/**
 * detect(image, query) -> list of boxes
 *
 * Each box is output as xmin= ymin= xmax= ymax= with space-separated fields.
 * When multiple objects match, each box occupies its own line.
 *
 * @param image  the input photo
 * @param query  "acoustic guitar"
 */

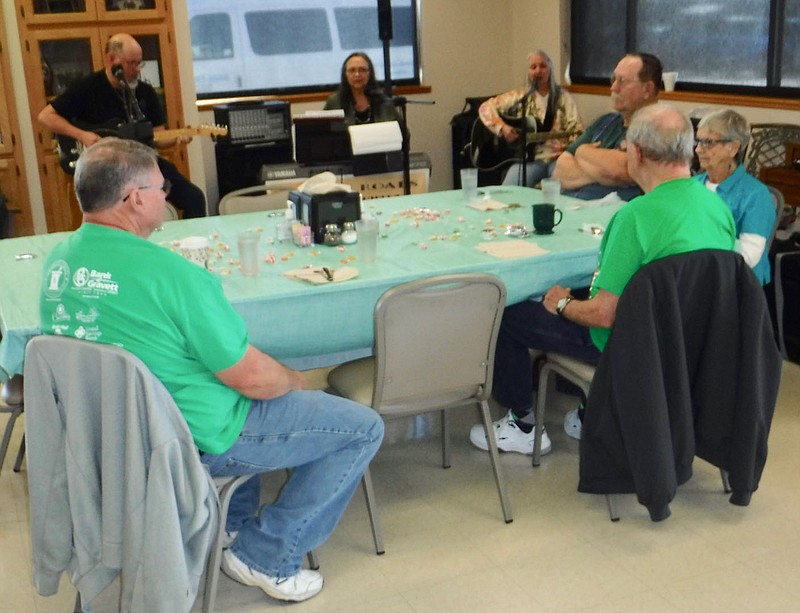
xmin=56 ymin=122 xmax=228 ymax=175
xmin=470 ymin=115 xmax=576 ymax=171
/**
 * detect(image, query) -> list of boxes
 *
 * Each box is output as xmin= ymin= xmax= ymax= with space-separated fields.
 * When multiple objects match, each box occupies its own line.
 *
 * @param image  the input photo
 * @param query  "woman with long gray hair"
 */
xmin=478 ymin=49 xmax=583 ymax=187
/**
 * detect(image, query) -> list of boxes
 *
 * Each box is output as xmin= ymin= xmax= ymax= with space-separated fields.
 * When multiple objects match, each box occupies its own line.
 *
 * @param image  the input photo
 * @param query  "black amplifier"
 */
xmin=213 ymin=100 xmax=292 ymax=148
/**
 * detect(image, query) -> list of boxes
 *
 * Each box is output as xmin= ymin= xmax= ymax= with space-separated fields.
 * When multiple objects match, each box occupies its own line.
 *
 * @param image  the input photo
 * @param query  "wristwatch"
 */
xmin=556 ymin=296 xmax=573 ymax=318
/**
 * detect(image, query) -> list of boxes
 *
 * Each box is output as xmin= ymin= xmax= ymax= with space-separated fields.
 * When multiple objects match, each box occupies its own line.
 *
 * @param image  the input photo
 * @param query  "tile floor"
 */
xmin=1 ymin=361 xmax=798 ymax=612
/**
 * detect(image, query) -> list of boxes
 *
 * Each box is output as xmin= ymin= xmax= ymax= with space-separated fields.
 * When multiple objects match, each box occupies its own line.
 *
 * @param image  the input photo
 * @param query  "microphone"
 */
xmin=509 ymin=80 xmax=536 ymax=114
xmin=111 ymin=64 xmax=125 ymax=81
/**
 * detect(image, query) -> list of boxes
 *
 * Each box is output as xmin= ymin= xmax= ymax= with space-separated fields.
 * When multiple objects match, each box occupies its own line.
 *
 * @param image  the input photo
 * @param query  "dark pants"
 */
xmin=562 ymin=183 xmax=642 ymax=202
xmin=492 ymin=298 xmax=602 ymax=419
xmin=157 ymin=157 xmax=207 ymax=218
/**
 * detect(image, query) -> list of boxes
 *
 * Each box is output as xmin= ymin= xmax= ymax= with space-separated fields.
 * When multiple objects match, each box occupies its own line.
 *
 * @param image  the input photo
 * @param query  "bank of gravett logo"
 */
xmin=44 ymin=260 xmax=70 ymax=299
xmin=73 ymin=267 xmax=89 ymax=288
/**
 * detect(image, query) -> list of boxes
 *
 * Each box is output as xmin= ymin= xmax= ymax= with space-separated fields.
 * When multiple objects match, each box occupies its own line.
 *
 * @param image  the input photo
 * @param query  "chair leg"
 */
xmin=306 ymin=549 xmax=320 ymax=570
xmin=479 ymin=400 xmax=513 ymax=523
xmin=13 ymin=433 xmax=25 ymax=472
xmin=440 ymin=409 xmax=451 ymax=469
xmin=606 ymin=494 xmax=620 ymax=522
xmin=204 ymin=474 xmax=255 ymax=613
xmin=0 ymin=408 xmax=22 ymax=476
xmin=720 ymin=468 xmax=732 ymax=493
xmin=533 ymin=362 xmax=554 ymax=467
xmin=361 ymin=469 xmax=385 ymax=555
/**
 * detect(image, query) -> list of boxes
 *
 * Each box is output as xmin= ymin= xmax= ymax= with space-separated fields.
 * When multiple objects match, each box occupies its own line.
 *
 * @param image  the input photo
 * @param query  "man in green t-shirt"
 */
xmin=39 ymin=138 xmax=384 ymax=604
xmin=470 ymin=105 xmax=736 ymax=457
xmin=553 ymin=53 xmax=662 ymax=201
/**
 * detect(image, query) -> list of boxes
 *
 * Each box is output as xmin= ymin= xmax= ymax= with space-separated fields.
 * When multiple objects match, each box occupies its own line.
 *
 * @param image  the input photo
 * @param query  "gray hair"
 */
xmin=697 ymin=108 xmax=750 ymax=163
xmin=74 ymin=137 xmax=157 ymax=213
xmin=526 ymin=49 xmax=561 ymax=103
xmin=626 ymin=105 xmax=695 ymax=164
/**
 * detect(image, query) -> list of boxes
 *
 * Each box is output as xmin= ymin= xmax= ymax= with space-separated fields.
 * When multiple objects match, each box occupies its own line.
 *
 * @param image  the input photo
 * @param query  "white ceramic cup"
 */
xmin=237 ymin=229 xmax=260 ymax=276
xmin=540 ymin=178 xmax=561 ymax=204
xmin=355 ymin=217 xmax=379 ymax=263
xmin=663 ymin=71 xmax=678 ymax=92
xmin=179 ymin=236 xmax=210 ymax=268
xmin=460 ymin=168 xmax=479 ymax=203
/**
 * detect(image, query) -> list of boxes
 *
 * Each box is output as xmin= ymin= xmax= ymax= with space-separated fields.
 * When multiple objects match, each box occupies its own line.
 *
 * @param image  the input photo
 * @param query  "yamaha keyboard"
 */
xmin=261 ymin=152 xmax=431 ymax=182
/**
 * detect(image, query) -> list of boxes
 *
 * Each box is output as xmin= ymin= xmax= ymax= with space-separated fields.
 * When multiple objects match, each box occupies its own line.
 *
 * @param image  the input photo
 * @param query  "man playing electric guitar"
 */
xmin=478 ymin=50 xmax=583 ymax=187
xmin=38 ymin=33 xmax=207 ymax=218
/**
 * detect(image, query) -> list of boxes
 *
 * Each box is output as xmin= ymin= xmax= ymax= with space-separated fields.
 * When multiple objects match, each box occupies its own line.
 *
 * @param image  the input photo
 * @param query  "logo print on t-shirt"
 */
xmin=43 ymin=260 xmax=70 ymax=299
xmin=73 ymin=267 xmax=89 ymax=288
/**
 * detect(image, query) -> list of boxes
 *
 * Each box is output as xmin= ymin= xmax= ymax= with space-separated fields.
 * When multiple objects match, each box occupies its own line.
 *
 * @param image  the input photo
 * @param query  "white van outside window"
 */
xmin=188 ymin=0 xmax=420 ymax=98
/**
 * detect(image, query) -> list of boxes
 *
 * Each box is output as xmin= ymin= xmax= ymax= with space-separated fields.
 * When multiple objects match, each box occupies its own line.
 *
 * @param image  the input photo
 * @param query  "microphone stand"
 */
xmin=389 ymin=96 xmax=435 ymax=195
xmin=518 ymin=80 xmax=537 ymax=188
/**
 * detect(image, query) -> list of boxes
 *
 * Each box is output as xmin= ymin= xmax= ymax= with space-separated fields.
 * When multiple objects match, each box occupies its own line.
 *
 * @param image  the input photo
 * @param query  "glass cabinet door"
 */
xmin=24 ymin=29 xmax=103 ymax=156
xmin=98 ymin=0 xmax=165 ymax=21
xmin=19 ymin=1 xmax=98 ymax=25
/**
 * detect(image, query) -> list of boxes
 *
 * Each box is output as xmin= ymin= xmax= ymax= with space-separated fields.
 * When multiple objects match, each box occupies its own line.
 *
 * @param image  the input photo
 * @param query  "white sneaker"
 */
xmin=469 ymin=409 xmax=552 ymax=455
xmin=222 ymin=530 xmax=238 ymax=549
xmin=564 ymin=408 xmax=582 ymax=440
xmin=221 ymin=549 xmax=323 ymax=602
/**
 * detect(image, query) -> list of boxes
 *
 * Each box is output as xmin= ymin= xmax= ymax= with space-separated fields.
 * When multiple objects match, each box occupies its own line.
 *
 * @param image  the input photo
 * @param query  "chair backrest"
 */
xmin=164 ymin=202 xmax=180 ymax=221
xmin=23 ymin=335 xmax=216 ymax=611
xmin=765 ymin=185 xmax=785 ymax=254
xmin=744 ymin=123 xmax=800 ymax=177
xmin=371 ymin=273 xmax=506 ymax=416
xmin=218 ymin=185 xmax=288 ymax=215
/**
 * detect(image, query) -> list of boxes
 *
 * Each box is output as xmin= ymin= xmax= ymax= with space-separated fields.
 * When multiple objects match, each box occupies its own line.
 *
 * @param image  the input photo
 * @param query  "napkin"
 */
xmin=475 ymin=241 xmax=549 ymax=259
xmin=568 ymin=191 xmax=624 ymax=210
xmin=469 ymin=198 xmax=508 ymax=211
xmin=283 ymin=266 xmax=359 ymax=284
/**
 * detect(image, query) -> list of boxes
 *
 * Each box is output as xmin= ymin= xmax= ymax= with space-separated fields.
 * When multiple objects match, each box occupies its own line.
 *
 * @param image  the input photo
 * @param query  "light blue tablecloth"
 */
xmin=0 ymin=186 xmax=622 ymax=378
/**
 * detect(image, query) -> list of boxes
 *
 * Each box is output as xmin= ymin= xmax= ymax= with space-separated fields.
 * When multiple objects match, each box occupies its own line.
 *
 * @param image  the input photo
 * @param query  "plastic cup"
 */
xmin=355 ymin=217 xmax=379 ymax=263
xmin=179 ymin=236 xmax=210 ymax=268
xmin=540 ymin=178 xmax=561 ymax=204
xmin=460 ymin=168 xmax=479 ymax=203
xmin=663 ymin=71 xmax=678 ymax=92
xmin=237 ymin=230 xmax=260 ymax=276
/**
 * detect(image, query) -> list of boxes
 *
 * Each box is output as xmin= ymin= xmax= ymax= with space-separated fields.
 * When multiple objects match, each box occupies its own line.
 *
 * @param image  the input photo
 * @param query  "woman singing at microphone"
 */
xmin=478 ymin=49 xmax=583 ymax=187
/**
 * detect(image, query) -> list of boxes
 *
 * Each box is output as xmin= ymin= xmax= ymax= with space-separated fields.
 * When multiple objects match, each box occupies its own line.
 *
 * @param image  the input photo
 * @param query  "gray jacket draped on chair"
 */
xmin=24 ymin=337 xmax=218 ymax=613
xmin=578 ymin=250 xmax=782 ymax=520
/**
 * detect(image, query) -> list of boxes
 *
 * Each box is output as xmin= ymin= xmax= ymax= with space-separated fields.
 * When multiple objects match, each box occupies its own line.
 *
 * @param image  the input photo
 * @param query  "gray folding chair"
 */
xmin=23 ymin=336 xmax=314 ymax=613
xmin=327 ymin=274 xmax=513 ymax=554
xmin=765 ymin=185 xmax=785 ymax=254
xmin=218 ymin=186 xmax=288 ymax=215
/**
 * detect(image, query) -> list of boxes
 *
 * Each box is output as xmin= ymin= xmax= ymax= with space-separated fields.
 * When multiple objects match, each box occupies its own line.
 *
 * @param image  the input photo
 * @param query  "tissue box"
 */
xmin=288 ymin=190 xmax=361 ymax=244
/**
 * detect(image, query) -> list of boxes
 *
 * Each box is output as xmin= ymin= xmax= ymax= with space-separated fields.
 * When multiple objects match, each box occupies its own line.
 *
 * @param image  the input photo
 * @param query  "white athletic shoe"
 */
xmin=221 ymin=549 xmax=323 ymax=602
xmin=469 ymin=409 xmax=552 ymax=455
xmin=564 ymin=408 xmax=583 ymax=440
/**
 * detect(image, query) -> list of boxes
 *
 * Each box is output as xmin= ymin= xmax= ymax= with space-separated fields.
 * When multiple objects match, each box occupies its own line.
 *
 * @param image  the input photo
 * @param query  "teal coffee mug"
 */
xmin=532 ymin=203 xmax=563 ymax=234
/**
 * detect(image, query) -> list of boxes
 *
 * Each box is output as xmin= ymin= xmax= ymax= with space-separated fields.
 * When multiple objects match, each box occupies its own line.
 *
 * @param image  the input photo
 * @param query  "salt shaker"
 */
xmin=341 ymin=221 xmax=357 ymax=244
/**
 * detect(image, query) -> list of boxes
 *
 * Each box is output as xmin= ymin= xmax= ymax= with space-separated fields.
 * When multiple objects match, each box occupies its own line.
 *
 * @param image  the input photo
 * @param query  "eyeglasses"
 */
xmin=346 ymin=67 xmax=370 ymax=75
xmin=695 ymin=138 xmax=732 ymax=149
xmin=123 ymin=179 xmax=171 ymax=202
xmin=610 ymin=75 xmax=640 ymax=87
xmin=121 ymin=58 xmax=146 ymax=70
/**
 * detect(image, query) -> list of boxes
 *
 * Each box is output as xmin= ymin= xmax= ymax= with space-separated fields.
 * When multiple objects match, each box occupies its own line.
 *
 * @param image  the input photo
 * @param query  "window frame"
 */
xmin=569 ymin=0 xmax=799 ymax=100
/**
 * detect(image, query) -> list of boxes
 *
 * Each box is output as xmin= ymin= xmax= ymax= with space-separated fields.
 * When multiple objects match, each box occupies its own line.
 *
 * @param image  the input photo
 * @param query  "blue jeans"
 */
xmin=200 ymin=390 xmax=383 ymax=578
xmin=502 ymin=160 xmax=555 ymax=187
xmin=492 ymin=299 xmax=601 ymax=419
